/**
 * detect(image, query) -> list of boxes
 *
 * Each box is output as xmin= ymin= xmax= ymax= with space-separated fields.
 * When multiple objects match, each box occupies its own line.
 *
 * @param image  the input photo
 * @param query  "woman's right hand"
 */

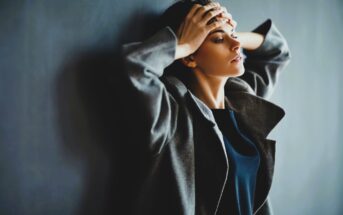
xmin=174 ymin=2 xmax=228 ymax=60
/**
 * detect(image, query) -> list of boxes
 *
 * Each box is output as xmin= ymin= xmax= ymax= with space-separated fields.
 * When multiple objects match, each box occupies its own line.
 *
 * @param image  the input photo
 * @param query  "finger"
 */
xmin=219 ymin=14 xmax=237 ymax=29
xmin=220 ymin=15 xmax=235 ymax=28
xmin=202 ymin=7 xmax=225 ymax=24
xmin=177 ymin=21 xmax=185 ymax=37
xmin=200 ymin=1 xmax=220 ymax=12
xmin=186 ymin=4 xmax=202 ymax=20
xmin=218 ymin=13 xmax=232 ymax=23
xmin=229 ymin=19 xmax=237 ymax=28
xmin=205 ymin=17 xmax=227 ymax=33
xmin=219 ymin=7 xmax=232 ymax=20
xmin=202 ymin=1 xmax=221 ymax=11
xmin=194 ymin=2 xmax=220 ymax=20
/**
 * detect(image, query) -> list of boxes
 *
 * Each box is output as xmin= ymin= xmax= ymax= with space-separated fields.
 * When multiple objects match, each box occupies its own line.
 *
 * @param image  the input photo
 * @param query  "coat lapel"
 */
xmin=225 ymin=91 xmax=285 ymax=139
xmin=224 ymin=91 xmax=285 ymax=213
xmin=163 ymin=76 xmax=285 ymax=141
xmin=187 ymin=89 xmax=285 ymax=214
xmin=163 ymin=76 xmax=230 ymax=214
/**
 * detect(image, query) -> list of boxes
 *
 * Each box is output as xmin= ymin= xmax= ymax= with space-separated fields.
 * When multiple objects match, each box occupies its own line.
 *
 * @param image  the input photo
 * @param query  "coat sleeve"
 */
xmin=120 ymin=26 xmax=179 ymax=156
xmin=238 ymin=18 xmax=292 ymax=99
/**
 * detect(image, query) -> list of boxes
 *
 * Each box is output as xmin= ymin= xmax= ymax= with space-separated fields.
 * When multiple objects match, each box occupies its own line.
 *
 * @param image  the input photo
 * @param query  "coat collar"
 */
xmin=163 ymin=75 xmax=285 ymax=139
xmin=186 ymin=86 xmax=285 ymax=140
xmin=166 ymin=76 xmax=285 ymax=138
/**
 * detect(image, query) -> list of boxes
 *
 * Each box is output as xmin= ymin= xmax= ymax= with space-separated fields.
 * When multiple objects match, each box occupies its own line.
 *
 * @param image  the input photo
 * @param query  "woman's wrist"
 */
xmin=175 ymin=43 xmax=191 ymax=60
xmin=236 ymin=32 xmax=265 ymax=51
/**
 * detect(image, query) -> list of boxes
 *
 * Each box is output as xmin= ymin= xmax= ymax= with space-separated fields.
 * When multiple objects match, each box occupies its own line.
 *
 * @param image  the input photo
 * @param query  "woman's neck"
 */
xmin=189 ymin=69 xmax=229 ymax=109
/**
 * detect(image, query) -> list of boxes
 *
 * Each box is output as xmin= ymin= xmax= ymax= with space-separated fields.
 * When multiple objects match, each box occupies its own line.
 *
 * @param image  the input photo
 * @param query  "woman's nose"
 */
xmin=230 ymin=38 xmax=241 ymax=52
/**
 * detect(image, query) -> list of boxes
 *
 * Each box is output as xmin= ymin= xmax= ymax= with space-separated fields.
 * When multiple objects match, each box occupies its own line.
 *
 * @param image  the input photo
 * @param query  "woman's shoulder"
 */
xmin=160 ymin=75 xmax=189 ymax=98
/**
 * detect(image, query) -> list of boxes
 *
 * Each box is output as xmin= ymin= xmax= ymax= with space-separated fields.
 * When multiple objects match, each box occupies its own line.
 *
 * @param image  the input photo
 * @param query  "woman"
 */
xmin=121 ymin=0 xmax=291 ymax=214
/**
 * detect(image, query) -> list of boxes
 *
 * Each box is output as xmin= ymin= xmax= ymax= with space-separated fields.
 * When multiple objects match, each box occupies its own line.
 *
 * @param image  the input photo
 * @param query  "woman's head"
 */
xmin=161 ymin=0 xmax=244 ymax=86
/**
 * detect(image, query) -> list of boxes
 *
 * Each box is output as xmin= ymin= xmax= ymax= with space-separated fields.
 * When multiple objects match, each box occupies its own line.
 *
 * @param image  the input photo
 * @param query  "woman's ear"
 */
xmin=180 ymin=54 xmax=197 ymax=68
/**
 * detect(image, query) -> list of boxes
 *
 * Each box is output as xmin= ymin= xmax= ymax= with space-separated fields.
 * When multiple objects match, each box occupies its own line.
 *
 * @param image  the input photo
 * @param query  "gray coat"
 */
xmin=120 ymin=18 xmax=291 ymax=215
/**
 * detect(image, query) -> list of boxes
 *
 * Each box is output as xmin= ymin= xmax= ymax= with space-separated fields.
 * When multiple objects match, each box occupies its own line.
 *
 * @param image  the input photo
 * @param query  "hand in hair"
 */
xmin=216 ymin=5 xmax=237 ymax=29
xmin=174 ymin=1 xmax=231 ymax=60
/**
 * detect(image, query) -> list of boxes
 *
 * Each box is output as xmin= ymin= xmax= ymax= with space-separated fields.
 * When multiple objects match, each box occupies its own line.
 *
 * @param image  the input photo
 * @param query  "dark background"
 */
xmin=1 ymin=0 xmax=342 ymax=214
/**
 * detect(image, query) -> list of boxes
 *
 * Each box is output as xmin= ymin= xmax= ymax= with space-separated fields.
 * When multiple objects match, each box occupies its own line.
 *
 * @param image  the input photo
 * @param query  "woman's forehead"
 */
xmin=208 ymin=16 xmax=235 ymax=34
xmin=209 ymin=23 xmax=235 ymax=35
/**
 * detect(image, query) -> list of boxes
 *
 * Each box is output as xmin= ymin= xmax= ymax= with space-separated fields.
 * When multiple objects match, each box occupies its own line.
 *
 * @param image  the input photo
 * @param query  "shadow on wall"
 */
xmin=55 ymin=10 xmax=162 ymax=215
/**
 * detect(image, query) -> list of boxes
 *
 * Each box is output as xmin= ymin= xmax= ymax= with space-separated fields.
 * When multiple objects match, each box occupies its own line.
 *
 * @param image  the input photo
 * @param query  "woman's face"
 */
xmin=191 ymin=21 xmax=245 ymax=78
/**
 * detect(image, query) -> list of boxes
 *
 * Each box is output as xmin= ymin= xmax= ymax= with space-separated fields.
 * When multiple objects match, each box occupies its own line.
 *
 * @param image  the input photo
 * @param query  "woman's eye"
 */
xmin=213 ymin=33 xmax=239 ymax=43
xmin=213 ymin=38 xmax=224 ymax=43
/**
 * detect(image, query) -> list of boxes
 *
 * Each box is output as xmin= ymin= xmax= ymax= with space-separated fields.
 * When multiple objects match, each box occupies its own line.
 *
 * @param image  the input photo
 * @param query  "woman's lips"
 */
xmin=231 ymin=54 xmax=242 ymax=63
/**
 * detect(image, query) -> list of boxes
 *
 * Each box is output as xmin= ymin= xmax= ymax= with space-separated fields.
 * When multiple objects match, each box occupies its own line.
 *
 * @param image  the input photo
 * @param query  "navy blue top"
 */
xmin=211 ymin=108 xmax=260 ymax=215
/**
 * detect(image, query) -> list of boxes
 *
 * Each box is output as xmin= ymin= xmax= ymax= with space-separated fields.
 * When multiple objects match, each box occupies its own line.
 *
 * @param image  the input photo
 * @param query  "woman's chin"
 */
xmin=236 ymin=68 xmax=245 ymax=76
xmin=227 ymin=60 xmax=245 ymax=75
xmin=231 ymin=66 xmax=245 ymax=77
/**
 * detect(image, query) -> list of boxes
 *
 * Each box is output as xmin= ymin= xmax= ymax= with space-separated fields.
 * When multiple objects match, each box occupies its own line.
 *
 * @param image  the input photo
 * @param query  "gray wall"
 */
xmin=1 ymin=0 xmax=342 ymax=214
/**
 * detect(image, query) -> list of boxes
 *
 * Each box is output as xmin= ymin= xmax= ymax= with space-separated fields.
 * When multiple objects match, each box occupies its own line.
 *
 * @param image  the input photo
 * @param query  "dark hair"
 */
xmin=159 ymin=0 xmax=215 ymax=87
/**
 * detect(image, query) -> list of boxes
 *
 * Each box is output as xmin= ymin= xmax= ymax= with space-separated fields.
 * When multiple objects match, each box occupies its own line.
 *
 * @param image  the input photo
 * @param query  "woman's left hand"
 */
xmin=216 ymin=5 xmax=237 ymax=29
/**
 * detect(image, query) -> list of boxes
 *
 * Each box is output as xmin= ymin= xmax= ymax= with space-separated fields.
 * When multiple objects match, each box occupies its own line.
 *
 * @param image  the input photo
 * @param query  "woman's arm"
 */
xmin=228 ymin=19 xmax=292 ymax=99
xmin=236 ymin=31 xmax=265 ymax=51
xmin=120 ymin=3 xmax=229 ymax=156
xmin=121 ymin=26 xmax=179 ymax=156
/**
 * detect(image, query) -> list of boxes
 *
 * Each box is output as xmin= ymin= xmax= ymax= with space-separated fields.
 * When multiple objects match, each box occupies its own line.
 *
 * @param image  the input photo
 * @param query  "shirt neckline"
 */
xmin=209 ymin=96 xmax=234 ymax=111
